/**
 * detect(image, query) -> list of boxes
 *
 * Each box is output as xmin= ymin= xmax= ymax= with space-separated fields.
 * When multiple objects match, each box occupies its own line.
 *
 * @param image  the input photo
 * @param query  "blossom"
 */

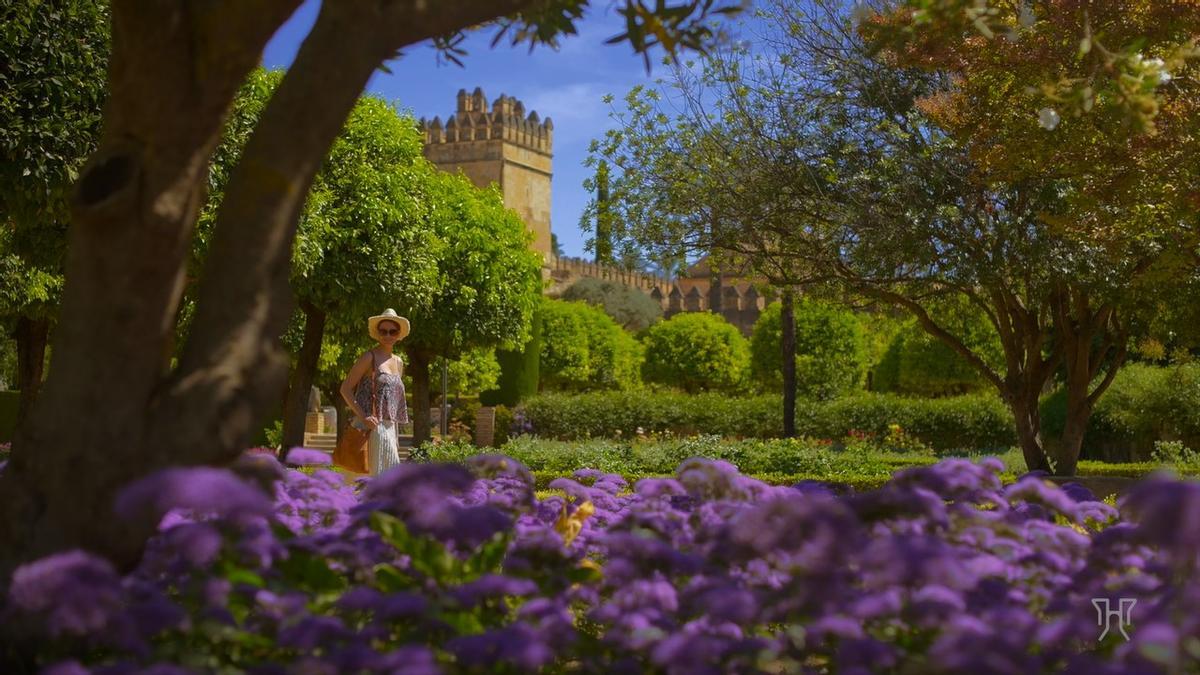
xmin=114 ymin=467 xmax=273 ymax=521
xmin=283 ymin=447 xmax=332 ymax=466
xmin=9 ymin=550 xmax=123 ymax=636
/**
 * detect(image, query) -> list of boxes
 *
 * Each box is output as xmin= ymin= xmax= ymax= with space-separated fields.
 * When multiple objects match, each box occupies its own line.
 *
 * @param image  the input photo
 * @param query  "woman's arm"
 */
xmin=339 ymin=353 xmax=372 ymax=421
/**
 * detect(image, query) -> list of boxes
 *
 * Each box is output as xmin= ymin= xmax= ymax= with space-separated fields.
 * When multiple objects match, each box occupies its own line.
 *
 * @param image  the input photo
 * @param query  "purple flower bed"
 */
xmin=3 ymin=449 xmax=1196 ymax=673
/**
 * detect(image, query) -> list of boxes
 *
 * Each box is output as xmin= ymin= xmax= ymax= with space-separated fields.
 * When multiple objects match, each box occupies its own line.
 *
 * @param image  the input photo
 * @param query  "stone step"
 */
xmin=303 ymin=432 xmax=337 ymax=451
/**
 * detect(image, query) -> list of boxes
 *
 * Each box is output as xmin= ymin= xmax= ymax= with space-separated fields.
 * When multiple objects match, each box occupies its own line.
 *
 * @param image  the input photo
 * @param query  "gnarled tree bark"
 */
xmin=0 ymin=0 xmax=546 ymax=585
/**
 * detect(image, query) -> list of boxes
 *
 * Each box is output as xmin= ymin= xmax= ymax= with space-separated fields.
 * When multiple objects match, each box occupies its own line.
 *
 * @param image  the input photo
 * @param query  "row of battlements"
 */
xmin=656 ymin=283 xmax=768 ymax=336
xmin=548 ymin=254 xmax=672 ymax=295
xmin=419 ymin=88 xmax=553 ymax=153
xmin=651 ymin=283 xmax=769 ymax=314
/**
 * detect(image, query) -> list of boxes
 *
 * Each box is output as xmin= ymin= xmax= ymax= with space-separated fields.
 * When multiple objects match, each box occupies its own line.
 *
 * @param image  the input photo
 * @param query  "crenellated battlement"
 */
xmin=547 ymin=254 xmax=674 ymax=297
xmin=419 ymin=87 xmax=553 ymax=154
xmin=547 ymin=254 xmax=769 ymax=336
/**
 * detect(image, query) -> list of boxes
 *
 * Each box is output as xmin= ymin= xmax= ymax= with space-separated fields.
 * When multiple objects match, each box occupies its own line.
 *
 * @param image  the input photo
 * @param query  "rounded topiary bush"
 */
xmin=872 ymin=310 xmax=1002 ymax=397
xmin=641 ymin=312 xmax=750 ymax=393
xmin=539 ymin=298 xmax=642 ymax=391
xmin=750 ymin=299 xmax=869 ymax=400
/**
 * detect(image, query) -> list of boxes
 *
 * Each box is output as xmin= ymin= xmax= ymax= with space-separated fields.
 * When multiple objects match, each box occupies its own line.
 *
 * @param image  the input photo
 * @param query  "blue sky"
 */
xmin=263 ymin=2 xmax=718 ymax=259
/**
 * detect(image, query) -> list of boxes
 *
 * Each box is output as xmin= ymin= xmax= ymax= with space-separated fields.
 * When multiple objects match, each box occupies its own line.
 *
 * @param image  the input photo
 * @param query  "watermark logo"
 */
xmin=1093 ymin=597 xmax=1137 ymax=641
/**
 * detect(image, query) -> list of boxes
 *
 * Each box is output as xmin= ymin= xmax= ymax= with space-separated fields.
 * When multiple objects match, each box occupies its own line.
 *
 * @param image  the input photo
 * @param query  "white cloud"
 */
xmin=522 ymin=82 xmax=621 ymax=146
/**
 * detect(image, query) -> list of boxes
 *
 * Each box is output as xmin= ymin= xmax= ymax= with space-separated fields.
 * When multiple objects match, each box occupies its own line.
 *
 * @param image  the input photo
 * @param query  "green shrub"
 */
xmin=482 ymin=307 xmax=541 ymax=406
xmin=493 ymin=404 xmax=515 ymax=446
xmin=560 ymin=277 xmax=663 ymax=331
xmin=539 ymin=298 xmax=642 ymax=391
xmin=445 ymin=347 xmax=500 ymax=398
xmin=872 ymin=301 xmax=1003 ymax=397
xmin=1041 ymin=363 xmax=1200 ymax=461
xmin=520 ymin=390 xmax=1015 ymax=452
xmin=750 ymin=299 xmax=869 ymax=400
xmin=641 ymin=312 xmax=749 ymax=393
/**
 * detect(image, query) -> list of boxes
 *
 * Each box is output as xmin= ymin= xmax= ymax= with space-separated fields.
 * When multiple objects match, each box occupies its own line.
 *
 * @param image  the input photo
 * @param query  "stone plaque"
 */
xmin=475 ymin=406 xmax=496 ymax=447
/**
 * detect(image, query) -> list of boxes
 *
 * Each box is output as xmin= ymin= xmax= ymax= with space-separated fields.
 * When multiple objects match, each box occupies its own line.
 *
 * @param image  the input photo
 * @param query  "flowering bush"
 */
xmin=5 ymin=448 xmax=1200 ymax=673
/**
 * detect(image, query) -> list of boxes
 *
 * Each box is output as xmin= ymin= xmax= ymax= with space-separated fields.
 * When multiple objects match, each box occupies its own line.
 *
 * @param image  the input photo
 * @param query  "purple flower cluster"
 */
xmin=6 ymin=451 xmax=1200 ymax=673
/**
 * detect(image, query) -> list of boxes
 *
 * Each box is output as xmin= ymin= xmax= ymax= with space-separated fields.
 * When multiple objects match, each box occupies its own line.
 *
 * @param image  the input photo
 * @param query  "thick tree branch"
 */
xmin=844 ymin=268 xmax=1005 ymax=391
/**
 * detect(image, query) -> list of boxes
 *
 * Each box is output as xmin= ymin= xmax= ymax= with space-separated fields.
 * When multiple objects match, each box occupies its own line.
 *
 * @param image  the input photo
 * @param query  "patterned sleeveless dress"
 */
xmin=353 ymin=353 xmax=410 ymax=474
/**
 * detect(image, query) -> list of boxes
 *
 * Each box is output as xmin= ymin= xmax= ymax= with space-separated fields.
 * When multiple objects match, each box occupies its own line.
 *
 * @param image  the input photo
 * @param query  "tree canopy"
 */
xmin=588 ymin=0 xmax=1200 ymax=474
xmin=0 ymin=0 xmax=109 ymax=418
xmin=0 ymin=0 xmax=742 ymax=583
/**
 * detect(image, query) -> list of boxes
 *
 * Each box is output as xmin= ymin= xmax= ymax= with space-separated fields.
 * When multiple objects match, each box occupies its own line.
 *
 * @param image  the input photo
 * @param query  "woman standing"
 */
xmin=339 ymin=309 xmax=411 ymax=475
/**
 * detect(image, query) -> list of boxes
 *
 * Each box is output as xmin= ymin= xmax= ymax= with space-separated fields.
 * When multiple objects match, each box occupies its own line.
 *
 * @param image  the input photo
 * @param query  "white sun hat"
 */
xmin=368 ymin=308 xmax=411 ymax=341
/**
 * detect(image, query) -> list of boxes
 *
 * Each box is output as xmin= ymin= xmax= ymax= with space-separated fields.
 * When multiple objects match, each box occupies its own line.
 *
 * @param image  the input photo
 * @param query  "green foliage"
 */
xmin=865 ymin=0 xmax=1200 ymax=134
xmin=0 ymin=335 xmax=14 ymax=390
xmin=559 ymin=277 xmax=663 ymax=331
xmin=641 ymin=312 xmax=749 ymax=392
xmin=445 ymin=347 xmax=501 ymax=398
xmin=874 ymin=320 xmax=1000 ymax=397
xmin=539 ymin=298 xmax=642 ymax=391
xmin=483 ymin=304 xmax=542 ymax=407
xmin=402 ymin=174 xmax=543 ymax=361
xmin=750 ymin=299 xmax=869 ymax=400
xmin=0 ymin=0 xmax=109 ymax=320
xmin=1041 ymin=363 xmax=1200 ymax=461
xmin=519 ymin=389 xmax=1015 ymax=452
xmin=1151 ymin=440 xmax=1200 ymax=469
xmin=539 ymin=298 xmax=590 ymax=386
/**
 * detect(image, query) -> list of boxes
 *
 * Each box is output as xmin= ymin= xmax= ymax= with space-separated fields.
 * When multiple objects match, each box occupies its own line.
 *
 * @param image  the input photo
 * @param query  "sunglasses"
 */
xmin=379 ymin=328 xmax=402 ymax=337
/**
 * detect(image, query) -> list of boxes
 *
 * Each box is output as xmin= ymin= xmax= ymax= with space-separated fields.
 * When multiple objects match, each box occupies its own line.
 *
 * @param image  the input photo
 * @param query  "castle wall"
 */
xmin=501 ymin=144 xmax=552 ymax=261
xmin=419 ymin=88 xmax=766 ymax=335
xmin=419 ymin=88 xmax=554 ymax=262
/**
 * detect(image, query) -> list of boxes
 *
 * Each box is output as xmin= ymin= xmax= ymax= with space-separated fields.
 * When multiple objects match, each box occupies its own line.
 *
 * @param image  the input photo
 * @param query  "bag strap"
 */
xmin=369 ymin=351 xmax=379 ymax=419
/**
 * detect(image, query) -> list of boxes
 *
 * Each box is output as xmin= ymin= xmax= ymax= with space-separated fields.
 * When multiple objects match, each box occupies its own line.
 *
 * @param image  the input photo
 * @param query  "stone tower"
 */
xmin=418 ymin=87 xmax=554 ymax=261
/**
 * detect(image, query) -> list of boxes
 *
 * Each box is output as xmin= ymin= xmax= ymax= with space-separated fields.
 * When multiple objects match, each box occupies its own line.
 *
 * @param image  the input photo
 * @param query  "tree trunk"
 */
xmin=282 ymin=303 xmax=326 ymax=451
xmin=1050 ymin=286 xmax=1128 ymax=477
xmin=13 ymin=316 xmax=49 ymax=427
xmin=1011 ymin=393 xmax=1052 ymax=474
xmin=0 ymin=0 xmax=560 ymax=587
xmin=780 ymin=289 xmax=796 ymax=438
xmin=408 ymin=348 xmax=433 ymax=446
xmin=0 ymin=0 xmax=304 ymax=584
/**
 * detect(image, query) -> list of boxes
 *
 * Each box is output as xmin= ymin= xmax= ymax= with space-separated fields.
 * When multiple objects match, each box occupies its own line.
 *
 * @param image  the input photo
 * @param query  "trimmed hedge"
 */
xmin=798 ymin=393 xmax=1015 ymax=452
xmin=519 ymin=390 xmax=1014 ymax=452
xmin=521 ymin=391 xmax=781 ymax=440
xmin=423 ymin=436 xmax=940 ymax=483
